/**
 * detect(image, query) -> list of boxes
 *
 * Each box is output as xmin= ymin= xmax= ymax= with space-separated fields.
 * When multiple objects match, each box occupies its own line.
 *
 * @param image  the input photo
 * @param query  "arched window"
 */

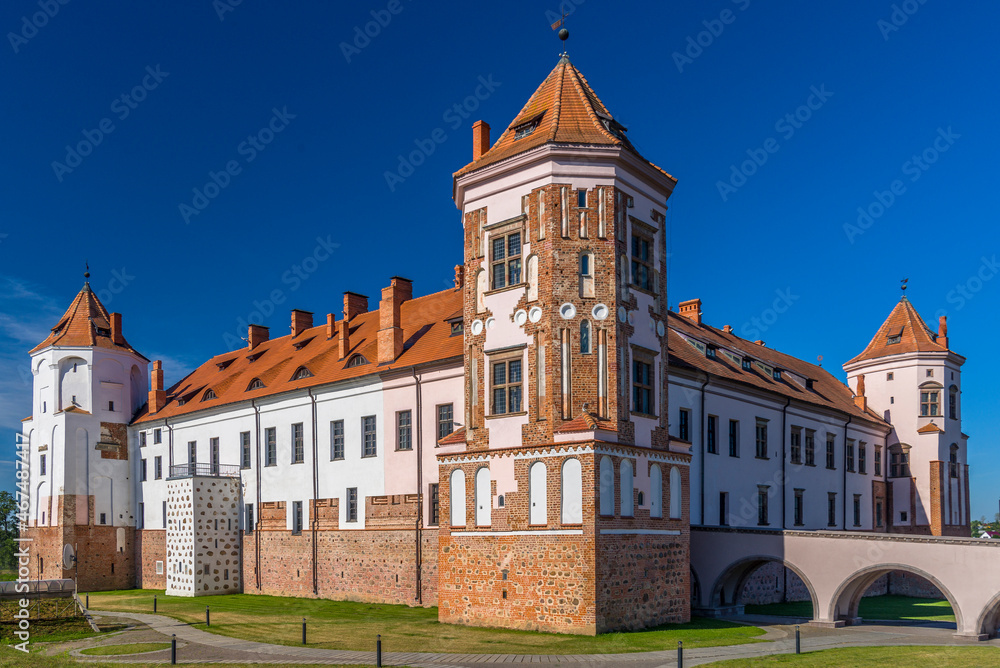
xmin=949 ymin=444 xmax=960 ymax=478
xmin=201 ymin=389 xmax=217 ymax=402
xmin=347 ymin=354 xmax=368 ymax=368
xmin=649 ymin=464 xmax=663 ymax=518
xmin=561 ymin=458 xmax=582 ymax=524
xmin=949 ymin=385 xmax=958 ymax=420
xmin=529 ymin=461 xmax=547 ymax=525
xmin=475 ymin=467 xmax=491 ymax=526
xmin=620 ymin=459 xmax=634 ymax=517
xmin=292 ymin=366 xmax=313 ymax=380
xmin=919 ymin=383 xmax=942 ymax=417
xmin=449 ymin=469 xmax=466 ymax=527
xmin=580 ymin=320 xmax=592 ymax=355
xmin=669 ymin=466 xmax=682 ymax=519
xmin=246 ymin=378 xmax=265 ymax=391
xmin=599 ymin=456 xmax=614 ymax=516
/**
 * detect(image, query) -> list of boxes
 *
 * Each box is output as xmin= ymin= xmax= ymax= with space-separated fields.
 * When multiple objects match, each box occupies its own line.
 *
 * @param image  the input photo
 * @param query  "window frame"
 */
xmin=793 ymin=488 xmax=804 ymax=526
xmin=428 ymin=483 xmax=440 ymax=526
xmin=755 ymin=419 xmax=768 ymax=459
xmin=331 ymin=420 xmax=345 ymax=460
xmin=490 ymin=229 xmax=523 ymax=290
xmin=154 ymin=456 xmax=162 ymax=480
xmin=805 ymin=430 xmax=816 ymax=466
xmin=240 ymin=431 xmax=251 ymax=469
xmin=396 ymin=410 xmax=413 ymax=451
xmin=490 ymin=352 xmax=524 ymax=416
xmin=790 ymin=428 xmax=802 ymax=464
xmin=825 ymin=436 xmax=836 ymax=470
xmin=437 ymin=403 xmax=454 ymax=441
xmin=361 ymin=416 xmax=377 ymax=458
xmin=264 ymin=427 xmax=277 ymax=467
xmin=707 ymin=415 xmax=718 ymax=454
xmin=678 ymin=408 xmax=691 ymax=442
xmin=631 ymin=347 xmax=656 ymax=418
xmin=756 ymin=486 xmax=769 ymax=526
xmin=346 ymin=487 xmax=358 ymax=522
xmin=630 ymin=231 xmax=654 ymax=292
xmin=728 ymin=419 xmax=739 ymax=457
xmin=920 ymin=384 xmax=942 ymax=417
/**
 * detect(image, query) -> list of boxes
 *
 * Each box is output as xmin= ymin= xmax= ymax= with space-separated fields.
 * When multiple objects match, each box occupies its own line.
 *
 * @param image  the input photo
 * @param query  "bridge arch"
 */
xmin=710 ymin=555 xmax=818 ymax=612
xmin=974 ymin=590 xmax=1000 ymax=639
xmin=829 ymin=563 xmax=961 ymax=629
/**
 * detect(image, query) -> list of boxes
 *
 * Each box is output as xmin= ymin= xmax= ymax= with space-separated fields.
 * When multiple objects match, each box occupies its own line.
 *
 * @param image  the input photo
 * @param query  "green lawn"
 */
xmin=0 ymin=570 xmax=16 ymax=582
xmin=0 ymin=650 xmax=377 ymax=668
xmin=79 ymin=642 xmax=173 ymax=656
xmin=744 ymin=595 xmax=956 ymax=623
xmin=0 ymin=617 xmax=123 ymax=645
xmin=702 ymin=646 xmax=1000 ymax=667
xmin=84 ymin=589 xmax=765 ymax=654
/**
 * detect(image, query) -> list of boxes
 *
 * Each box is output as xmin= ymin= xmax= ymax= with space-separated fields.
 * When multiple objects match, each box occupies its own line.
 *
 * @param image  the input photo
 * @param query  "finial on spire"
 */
xmin=900 ymin=277 xmax=908 ymax=299
xmin=550 ymin=10 xmax=569 ymax=59
xmin=84 ymin=261 xmax=90 ymax=281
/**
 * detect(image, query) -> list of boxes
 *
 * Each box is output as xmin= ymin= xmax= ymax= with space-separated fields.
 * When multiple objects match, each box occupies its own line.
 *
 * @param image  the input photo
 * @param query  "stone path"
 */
xmin=56 ymin=610 xmax=997 ymax=667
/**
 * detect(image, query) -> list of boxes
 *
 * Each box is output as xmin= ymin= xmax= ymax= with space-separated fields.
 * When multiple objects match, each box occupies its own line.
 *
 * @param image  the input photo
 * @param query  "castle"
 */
xmin=20 ymin=54 xmax=970 ymax=635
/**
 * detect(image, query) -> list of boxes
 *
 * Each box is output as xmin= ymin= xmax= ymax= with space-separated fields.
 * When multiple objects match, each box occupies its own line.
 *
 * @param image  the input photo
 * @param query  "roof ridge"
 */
xmin=545 ymin=60 xmax=567 ymax=142
xmin=566 ymin=64 xmax=619 ymax=144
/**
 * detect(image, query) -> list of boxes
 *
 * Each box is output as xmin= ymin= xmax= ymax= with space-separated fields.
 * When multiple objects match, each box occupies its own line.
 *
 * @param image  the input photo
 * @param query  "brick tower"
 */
xmin=438 ymin=54 xmax=691 ymax=634
xmin=20 ymin=275 xmax=148 ymax=589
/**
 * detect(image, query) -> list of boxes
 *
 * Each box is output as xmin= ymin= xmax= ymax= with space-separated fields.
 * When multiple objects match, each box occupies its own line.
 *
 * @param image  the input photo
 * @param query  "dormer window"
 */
xmin=202 ymin=389 xmax=217 ymax=402
xmin=772 ymin=369 xmax=782 ymax=381
xmin=886 ymin=326 xmax=903 ymax=345
xmin=706 ymin=346 xmax=717 ymax=360
xmin=450 ymin=321 xmax=464 ymax=336
xmin=216 ymin=358 xmax=235 ymax=371
xmin=347 ymin=354 xmax=368 ymax=368
xmin=513 ymin=118 xmax=540 ymax=140
xmin=741 ymin=358 xmax=753 ymax=372
xmin=292 ymin=366 xmax=313 ymax=381
xmin=806 ymin=379 xmax=815 ymax=391
xmin=246 ymin=378 xmax=265 ymax=391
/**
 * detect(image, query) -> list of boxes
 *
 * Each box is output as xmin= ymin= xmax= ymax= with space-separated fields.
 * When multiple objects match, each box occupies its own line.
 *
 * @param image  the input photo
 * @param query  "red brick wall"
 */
xmin=596 ymin=533 xmax=690 ymax=631
xmin=23 ymin=520 xmax=135 ymax=592
xmin=135 ymin=530 xmax=166 ymax=589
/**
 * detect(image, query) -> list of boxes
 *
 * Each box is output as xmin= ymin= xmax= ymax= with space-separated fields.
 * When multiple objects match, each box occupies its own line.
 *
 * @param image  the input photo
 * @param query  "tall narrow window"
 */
xmin=805 ymin=431 xmax=816 ymax=466
xmin=153 ymin=428 xmax=162 ymax=444
xmin=579 ymin=252 xmax=595 ymax=297
xmin=790 ymin=428 xmax=802 ymax=464
xmin=728 ymin=420 xmax=739 ymax=457
xmin=292 ymin=424 xmax=304 ymax=463
xmin=362 ymin=416 xmax=377 ymax=457
xmin=40 ymin=454 xmax=47 ymax=476
xmin=154 ymin=456 xmax=162 ymax=480
xmin=141 ymin=458 xmax=147 ymax=481
xmin=562 ymin=458 xmax=583 ymax=524
xmin=138 ymin=502 xmax=144 ymax=529
xmin=163 ymin=501 xmax=167 ymax=529
xmin=580 ymin=320 xmax=592 ymax=354
xmin=670 ymin=466 xmax=682 ymax=519
xmin=397 ymin=410 xmax=412 ymax=450
xmin=631 ymin=233 xmax=653 ymax=291
xmin=491 ymin=231 xmax=522 ymax=289
xmin=139 ymin=432 xmax=147 ymax=447
xmin=874 ymin=445 xmax=882 ymax=476
xmin=429 ymin=483 xmax=440 ymax=525
xmin=757 ymin=486 xmax=769 ymax=526
xmin=450 ymin=469 xmax=466 ymax=527
xmin=265 ymin=428 xmax=276 ymax=466
xmin=346 ymin=488 xmax=358 ymax=522
xmin=632 ymin=356 xmax=654 ymax=416
xmin=853 ymin=494 xmax=862 ymax=527
xmin=649 ymin=464 xmax=662 ymax=518
xmin=475 ymin=467 xmax=491 ymax=526
xmin=949 ymin=444 xmax=959 ymax=478
xmin=491 ymin=358 xmax=522 ymax=414
xmin=245 ymin=504 xmax=254 ymax=534
xmin=292 ymin=501 xmax=303 ymax=535
xmin=846 ymin=439 xmax=855 ymax=472
xmin=707 ymin=415 xmax=718 ymax=454
xmin=719 ymin=491 xmax=729 ymax=526
xmin=437 ymin=404 xmax=454 ymax=440
xmin=530 ymin=461 xmax=548 ymax=525
xmin=210 ymin=437 xmax=220 ymax=474
xmin=331 ymin=420 xmax=344 ymax=460
xmin=678 ymin=409 xmax=690 ymax=441
xmin=793 ymin=489 xmax=804 ymax=526
xmin=920 ymin=386 xmax=941 ymax=416
xmin=828 ymin=492 xmax=837 ymax=527
xmin=949 ymin=386 xmax=958 ymax=419
xmin=240 ymin=432 xmax=251 ymax=469
xmin=826 ymin=436 xmax=836 ymax=470
xmin=859 ymin=442 xmax=867 ymax=474
xmin=620 ymin=459 xmax=634 ymax=517
xmin=599 ymin=456 xmax=614 ymax=516
xmin=755 ymin=419 xmax=768 ymax=458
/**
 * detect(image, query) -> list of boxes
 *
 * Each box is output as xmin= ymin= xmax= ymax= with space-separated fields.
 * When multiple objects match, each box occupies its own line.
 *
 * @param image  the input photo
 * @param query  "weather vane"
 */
xmin=550 ymin=11 xmax=569 ymax=55
xmin=84 ymin=261 xmax=90 ymax=281
xmin=901 ymin=277 xmax=908 ymax=293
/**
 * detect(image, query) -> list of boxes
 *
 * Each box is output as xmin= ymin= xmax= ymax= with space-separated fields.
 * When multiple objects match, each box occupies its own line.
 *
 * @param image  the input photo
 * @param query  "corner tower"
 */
xmin=21 ymin=275 xmax=149 ymax=588
xmin=844 ymin=296 xmax=969 ymax=537
xmin=439 ymin=54 xmax=690 ymax=634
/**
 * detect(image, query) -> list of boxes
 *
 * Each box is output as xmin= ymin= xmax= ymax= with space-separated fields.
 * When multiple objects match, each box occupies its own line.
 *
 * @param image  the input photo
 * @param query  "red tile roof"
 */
xmin=134 ymin=288 xmax=465 ymax=423
xmin=554 ymin=412 xmax=616 ymax=434
xmin=917 ymin=422 xmax=944 ymax=434
xmin=846 ymin=297 xmax=949 ymax=365
xmin=437 ymin=426 xmax=467 ymax=446
xmin=454 ymin=57 xmax=674 ymax=181
xmin=667 ymin=312 xmax=888 ymax=428
xmin=30 ymin=283 xmax=144 ymax=357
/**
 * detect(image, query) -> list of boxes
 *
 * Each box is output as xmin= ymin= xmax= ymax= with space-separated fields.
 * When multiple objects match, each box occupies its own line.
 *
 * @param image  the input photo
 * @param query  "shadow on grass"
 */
xmin=744 ymin=595 xmax=956 ymax=625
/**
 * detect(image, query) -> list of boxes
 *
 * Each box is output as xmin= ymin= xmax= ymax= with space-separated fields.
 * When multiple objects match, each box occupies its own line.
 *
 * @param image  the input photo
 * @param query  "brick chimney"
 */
xmin=854 ymin=373 xmax=868 ymax=411
xmin=454 ymin=264 xmax=465 ymax=289
xmin=723 ymin=325 xmax=733 ymax=334
xmin=326 ymin=313 xmax=336 ymax=339
xmin=248 ymin=324 xmax=269 ymax=350
xmin=290 ymin=309 xmax=313 ymax=338
xmin=938 ymin=315 xmax=949 ymax=349
xmin=110 ymin=312 xmax=125 ymax=346
xmin=472 ymin=120 xmax=490 ymax=160
xmin=338 ymin=319 xmax=350 ymax=359
xmin=678 ymin=298 xmax=702 ymax=326
xmin=378 ymin=277 xmax=413 ymax=363
xmin=148 ymin=360 xmax=166 ymax=413
xmin=344 ymin=292 xmax=369 ymax=321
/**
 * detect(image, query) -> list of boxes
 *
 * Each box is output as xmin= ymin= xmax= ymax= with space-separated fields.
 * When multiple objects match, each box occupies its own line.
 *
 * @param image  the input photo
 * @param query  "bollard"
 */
xmin=85 ymin=594 xmax=89 ymax=608
xmin=376 ymin=633 xmax=382 ymax=667
xmin=171 ymin=634 xmax=176 ymax=664
xmin=302 ymin=618 xmax=306 ymax=645
xmin=795 ymin=625 xmax=801 ymax=654
xmin=206 ymin=605 xmax=210 ymax=627
xmin=154 ymin=595 xmax=157 ymax=613
xmin=677 ymin=640 xmax=683 ymax=668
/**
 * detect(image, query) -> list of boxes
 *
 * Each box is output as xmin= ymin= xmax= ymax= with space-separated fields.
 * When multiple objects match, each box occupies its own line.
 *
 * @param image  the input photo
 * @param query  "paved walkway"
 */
xmin=59 ymin=610 xmax=998 ymax=667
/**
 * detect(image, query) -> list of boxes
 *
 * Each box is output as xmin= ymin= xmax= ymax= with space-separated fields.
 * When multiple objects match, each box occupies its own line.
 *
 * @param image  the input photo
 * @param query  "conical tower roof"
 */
xmin=846 ymin=297 xmax=948 ymax=365
xmin=30 ymin=281 xmax=142 ymax=357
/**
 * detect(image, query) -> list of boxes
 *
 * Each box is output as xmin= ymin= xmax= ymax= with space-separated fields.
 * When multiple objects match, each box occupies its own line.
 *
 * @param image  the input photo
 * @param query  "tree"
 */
xmin=0 ymin=490 xmax=18 ymax=571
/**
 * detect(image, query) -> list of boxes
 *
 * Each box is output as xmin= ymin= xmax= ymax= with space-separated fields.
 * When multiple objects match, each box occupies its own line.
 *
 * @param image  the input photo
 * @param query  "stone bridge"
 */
xmin=690 ymin=526 xmax=1000 ymax=640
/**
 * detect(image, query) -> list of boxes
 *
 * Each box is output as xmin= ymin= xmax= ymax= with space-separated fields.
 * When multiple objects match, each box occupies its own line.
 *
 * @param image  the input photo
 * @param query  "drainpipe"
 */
xmin=843 ymin=416 xmax=852 ymax=531
xmin=252 ymin=398 xmax=262 ymax=590
xmin=699 ymin=373 xmax=710 ymax=526
xmin=308 ymin=388 xmax=319 ymax=596
xmin=781 ymin=398 xmax=790 ymax=530
xmin=165 ymin=417 xmax=173 ymax=473
xmin=411 ymin=368 xmax=424 ymax=604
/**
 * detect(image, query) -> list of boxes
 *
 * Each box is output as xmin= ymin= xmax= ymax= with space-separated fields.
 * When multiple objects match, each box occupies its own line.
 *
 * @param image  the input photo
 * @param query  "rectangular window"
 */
xmin=757 ymin=486 xmax=769 ymax=526
xmin=886 ymin=372 xmax=894 ymax=381
xmin=40 ymin=454 xmax=47 ymax=476
xmin=631 ymin=234 xmax=653 ymax=291
xmin=109 ymin=400 xmax=115 ymax=411
xmin=154 ymin=456 xmax=162 ymax=480
xmin=346 ymin=487 xmax=358 ymax=522
xmin=437 ymin=404 xmax=454 ymax=441
xmin=577 ymin=188 xmax=587 ymax=207
xmin=139 ymin=432 xmax=147 ymax=447
xmin=729 ymin=420 xmax=739 ymax=457
xmin=292 ymin=423 xmax=304 ymax=463
xmin=397 ymin=410 xmax=412 ymax=450
xmin=678 ymin=409 xmax=690 ymax=442
xmin=826 ymin=436 xmax=836 ymax=470
xmin=805 ymin=431 xmax=816 ymax=466
xmin=210 ymin=437 xmax=220 ymax=474
xmin=240 ymin=432 xmax=251 ymax=469
xmin=245 ymin=504 xmax=254 ymax=534
xmin=890 ymin=449 xmax=910 ymax=478
xmin=331 ymin=420 xmax=344 ymax=460
xmin=292 ymin=501 xmax=302 ymax=535
xmin=858 ymin=442 xmax=867 ymax=474
xmin=853 ymin=494 xmax=862 ymax=527
xmin=141 ymin=458 xmax=147 ymax=482
xmin=138 ymin=502 xmax=144 ymax=529
xmin=100 ymin=513 xmax=106 ymax=525
xmin=362 ymin=416 xmax=377 ymax=457
xmin=755 ymin=419 xmax=768 ymax=459
xmin=492 ymin=358 xmax=523 ymax=415
xmin=265 ymin=427 xmax=276 ymax=466
xmin=491 ymin=231 xmax=522 ymax=289
xmin=162 ymin=501 xmax=167 ymax=528
xmin=828 ymin=492 xmax=837 ymax=527
xmin=429 ymin=483 xmax=440 ymax=526
xmin=153 ymin=428 xmax=162 ymax=444
xmin=188 ymin=441 xmax=197 ymax=467
xmin=719 ymin=491 xmax=729 ymax=526
xmin=920 ymin=390 xmax=940 ymax=416
xmin=949 ymin=390 xmax=957 ymax=420
xmin=793 ymin=489 xmax=804 ymax=526
xmin=790 ymin=429 xmax=802 ymax=464
xmin=707 ymin=416 xmax=718 ymax=454
xmin=846 ymin=439 xmax=855 ymax=472
xmin=876 ymin=501 xmax=884 ymax=527
xmin=632 ymin=358 xmax=654 ymax=416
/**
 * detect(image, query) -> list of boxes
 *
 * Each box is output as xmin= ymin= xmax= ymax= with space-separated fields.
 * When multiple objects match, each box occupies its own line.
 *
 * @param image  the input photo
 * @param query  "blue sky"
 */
xmin=1 ymin=1 xmax=998 ymax=518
